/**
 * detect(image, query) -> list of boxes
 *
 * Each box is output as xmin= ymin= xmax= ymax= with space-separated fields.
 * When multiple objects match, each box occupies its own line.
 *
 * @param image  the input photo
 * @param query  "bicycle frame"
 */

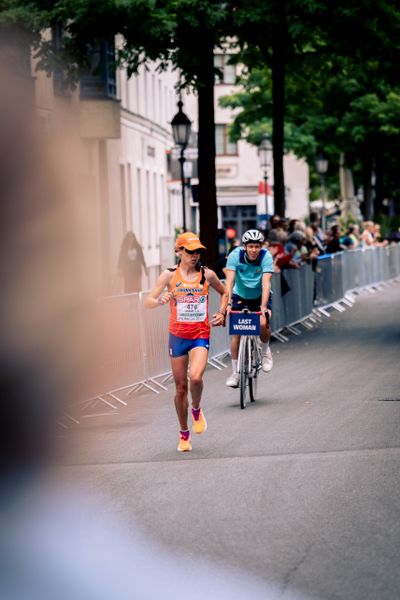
xmin=231 ymin=310 xmax=263 ymax=409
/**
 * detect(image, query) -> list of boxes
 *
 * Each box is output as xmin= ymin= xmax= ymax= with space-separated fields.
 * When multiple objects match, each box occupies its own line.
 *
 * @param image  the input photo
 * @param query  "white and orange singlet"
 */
xmin=168 ymin=265 xmax=210 ymax=339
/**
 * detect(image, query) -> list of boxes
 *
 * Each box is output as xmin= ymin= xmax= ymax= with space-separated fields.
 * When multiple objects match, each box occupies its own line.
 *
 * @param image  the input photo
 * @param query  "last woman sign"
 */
xmin=229 ymin=313 xmax=260 ymax=336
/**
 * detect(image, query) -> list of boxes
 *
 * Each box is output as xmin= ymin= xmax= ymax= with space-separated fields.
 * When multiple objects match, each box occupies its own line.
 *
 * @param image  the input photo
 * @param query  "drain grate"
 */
xmin=378 ymin=398 xmax=400 ymax=402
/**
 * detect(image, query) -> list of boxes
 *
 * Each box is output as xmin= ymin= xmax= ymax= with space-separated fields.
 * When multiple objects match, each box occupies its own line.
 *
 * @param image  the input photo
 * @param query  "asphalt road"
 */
xmin=66 ymin=282 xmax=400 ymax=600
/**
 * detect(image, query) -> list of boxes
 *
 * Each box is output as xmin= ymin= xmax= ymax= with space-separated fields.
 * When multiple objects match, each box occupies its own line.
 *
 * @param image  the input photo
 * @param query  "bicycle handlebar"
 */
xmin=230 ymin=308 xmax=270 ymax=324
xmin=230 ymin=310 xmax=263 ymax=315
xmin=230 ymin=309 xmax=270 ymax=315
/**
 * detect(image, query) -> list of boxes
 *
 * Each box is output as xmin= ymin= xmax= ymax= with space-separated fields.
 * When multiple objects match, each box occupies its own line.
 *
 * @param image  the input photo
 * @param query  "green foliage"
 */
xmin=375 ymin=214 xmax=400 ymax=238
xmin=3 ymin=0 xmax=400 ymax=216
xmin=218 ymin=0 xmax=400 ymax=210
xmin=336 ymin=213 xmax=360 ymax=232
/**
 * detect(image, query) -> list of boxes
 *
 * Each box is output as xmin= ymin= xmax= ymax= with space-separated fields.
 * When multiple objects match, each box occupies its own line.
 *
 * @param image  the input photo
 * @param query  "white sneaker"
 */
xmin=226 ymin=372 xmax=240 ymax=387
xmin=262 ymin=347 xmax=273 ymax=372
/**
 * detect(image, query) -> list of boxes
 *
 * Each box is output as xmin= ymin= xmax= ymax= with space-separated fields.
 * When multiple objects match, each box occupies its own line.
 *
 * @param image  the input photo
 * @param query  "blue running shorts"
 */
xmin=169 ymin=333 xmax=210 ymax=358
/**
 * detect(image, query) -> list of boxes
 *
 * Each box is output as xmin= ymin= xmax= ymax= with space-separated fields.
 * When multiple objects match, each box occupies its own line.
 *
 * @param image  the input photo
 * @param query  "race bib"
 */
xmin=177 ymin=295 xmax=207 ymax=322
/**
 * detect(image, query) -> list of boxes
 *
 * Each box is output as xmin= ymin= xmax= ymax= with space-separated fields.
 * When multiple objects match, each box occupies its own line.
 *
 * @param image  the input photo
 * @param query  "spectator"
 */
xmin=268 ymin=214 xmax=281 ymax=230
xmin=373 ymin=223 xmax=389 ymax=247
xmin=310 ymin=221 xmax=326 ymax=251
xmin=306 ymin=225 xmax=325 ymax=255
xmin=284 ymin=230 xmax=307 ymax=264
xmin=325 ymin=224 xmax=345 ymax=254
xmin=275 ymin=218 xmax=289 ymax=244
xmin=310 ymin=212 xmax=325 ymax=247
xmin=287 ymin=219 xmax=298 ymax=235
xmin=341 ymin=224 xmax=360 ymax=249
xmin=118 ymin=231 xmax=148 ymax=293
xmin=293 ymin=220 xmax=307 ymax=234
xmin=263 ymin=232 xmax=292 ymax=295
xmin=360 ymin=221 xmax=375 ymax=247
xmin=288 ymin=219 xmax=307 ymax=236
xmin=228 ymin=238 xmax=240 ymax=254
xmin=304 ymin=227 xmax=323 ymax=259
xmin=265 ymin=230 xmax=297 ymax=271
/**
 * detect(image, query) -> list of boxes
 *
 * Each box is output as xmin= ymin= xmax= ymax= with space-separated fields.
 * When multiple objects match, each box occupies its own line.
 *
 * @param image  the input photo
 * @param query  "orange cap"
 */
xmin=175 ymin=232 xmax=206 ymax=251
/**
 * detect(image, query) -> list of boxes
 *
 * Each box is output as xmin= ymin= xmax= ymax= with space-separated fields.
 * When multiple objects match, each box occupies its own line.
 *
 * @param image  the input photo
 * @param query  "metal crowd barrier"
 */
xmin=314 ymin=245 xmax=400 ymax=315
xmin=315 ymin=253 xmax=350 ymax=314
xmin=63 ymin=294 xmax=148 ymax=424
xmin=62 ymin=244 xmax=399 ymax=425
xmin=270 ymin=273 xmax=287 ymax=340
xmin=138 ymin=291 xmax=173 ymax=391
xmin=269 ymin=264 xmax=318 ymax=341
xmin=208 ymin=288 xmax=230 ymax=368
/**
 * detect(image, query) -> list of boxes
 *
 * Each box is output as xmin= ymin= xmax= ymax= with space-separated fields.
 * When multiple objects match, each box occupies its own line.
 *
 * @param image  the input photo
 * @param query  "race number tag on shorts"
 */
xmin=177 ymin=295 xmax=207 ymax=322
xmin=229 ymin=313 xmax=260 ymax=335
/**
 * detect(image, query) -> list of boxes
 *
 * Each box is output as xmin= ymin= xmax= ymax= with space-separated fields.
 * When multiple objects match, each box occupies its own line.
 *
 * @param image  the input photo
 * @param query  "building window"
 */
xmin=221 ymin=206 xmax=257 ymax=239
xmin=215 ymin=124 xmax=238 ymax=156
xmin=80 ymin=39 xmax=117 ymax=100
xmin=214 ymin=54 xmax=236 ymax=84
xmin=52 ymin=24 xmax=71 ymax=96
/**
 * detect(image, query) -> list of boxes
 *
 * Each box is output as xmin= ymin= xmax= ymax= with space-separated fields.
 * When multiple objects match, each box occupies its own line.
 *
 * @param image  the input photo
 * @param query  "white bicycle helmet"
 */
xmin=242 ymin=229 xmax=264 ymax=244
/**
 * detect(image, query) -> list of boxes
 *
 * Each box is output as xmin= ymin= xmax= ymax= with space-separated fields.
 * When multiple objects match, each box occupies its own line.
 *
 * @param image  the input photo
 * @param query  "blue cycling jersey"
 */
xmin=226 ymin=246 xmax=274 ymax=299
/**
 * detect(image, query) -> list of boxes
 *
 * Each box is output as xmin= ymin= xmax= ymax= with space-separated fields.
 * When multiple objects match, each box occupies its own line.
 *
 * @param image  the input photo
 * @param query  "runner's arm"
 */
xmin=143 ymin=270 xmax=174 ymax=308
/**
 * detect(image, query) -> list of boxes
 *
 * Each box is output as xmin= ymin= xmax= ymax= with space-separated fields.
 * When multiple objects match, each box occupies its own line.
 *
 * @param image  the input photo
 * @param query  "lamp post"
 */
xmin=258 ymin=134 xmax=272 ymax=221
xmin=315 ymin=153 xmax=329 ymax=232
xmin=183 ymin=161 xmax=194 ymax=230
xmin=171 ymin=100 xmax=192 ymax=232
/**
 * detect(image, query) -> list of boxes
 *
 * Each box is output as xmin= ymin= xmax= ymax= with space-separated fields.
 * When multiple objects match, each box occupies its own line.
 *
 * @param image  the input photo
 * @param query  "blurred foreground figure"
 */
xmin=0 ymin=28 xmax=307 ymax=600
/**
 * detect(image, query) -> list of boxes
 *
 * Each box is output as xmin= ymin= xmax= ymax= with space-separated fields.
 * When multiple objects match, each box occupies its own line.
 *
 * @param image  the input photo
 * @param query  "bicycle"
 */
xmin=229 ymin=310 xmax=264 ymax=409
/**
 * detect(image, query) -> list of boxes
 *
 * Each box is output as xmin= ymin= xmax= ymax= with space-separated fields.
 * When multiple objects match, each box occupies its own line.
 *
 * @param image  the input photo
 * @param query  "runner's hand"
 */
xmin=158 ymin=290 xmax=174 ymax=305
xmin=211 ymin=312 xmax=225 ymax=327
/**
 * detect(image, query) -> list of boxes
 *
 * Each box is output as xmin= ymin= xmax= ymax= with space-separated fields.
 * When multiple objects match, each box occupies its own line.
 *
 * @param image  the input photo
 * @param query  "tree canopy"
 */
xmin=1 ymin=0 xmax=400 ymax=230
xmin=221 ymin=0 xmax=400 ymax=218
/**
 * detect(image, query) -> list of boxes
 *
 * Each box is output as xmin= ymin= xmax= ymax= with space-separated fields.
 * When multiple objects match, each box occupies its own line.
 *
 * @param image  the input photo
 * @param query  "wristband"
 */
xmin=157 ymin=296 xmax=163 ymax=305
xmin=227 ymin=302 xmax=232 ymax=306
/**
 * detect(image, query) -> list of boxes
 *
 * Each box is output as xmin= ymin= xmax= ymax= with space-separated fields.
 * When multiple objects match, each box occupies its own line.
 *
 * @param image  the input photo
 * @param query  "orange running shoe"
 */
xmin=192 ymin=408 xmax=207 ymax=435
xmin=177 ymin=431 xmax=192 ymax=452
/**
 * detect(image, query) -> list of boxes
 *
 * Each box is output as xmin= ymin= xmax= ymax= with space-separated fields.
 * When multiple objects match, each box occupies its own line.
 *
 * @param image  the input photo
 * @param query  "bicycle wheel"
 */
xmin=249 ymin=338 xmax=261 ymax=402
xmin=239 ymin=337 xmax=250 ymax=409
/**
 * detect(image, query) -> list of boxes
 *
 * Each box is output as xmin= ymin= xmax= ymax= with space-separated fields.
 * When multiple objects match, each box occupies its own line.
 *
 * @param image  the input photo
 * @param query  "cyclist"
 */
xmin=225 ymin=229 xmax=274 ymax=387
xmin=144 ymin=232 xmax=228 ymax=452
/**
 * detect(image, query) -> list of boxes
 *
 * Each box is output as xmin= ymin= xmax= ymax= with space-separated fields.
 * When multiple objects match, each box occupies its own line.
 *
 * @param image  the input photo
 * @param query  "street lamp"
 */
xmin=183 ymin=160 xmax=193 ymax=183
xmin=183 ymin=161 xmax=195 ymax=230
xmin=315 ymin=153 xmax=329 ymax=231
xmin=258 ymin=134 xmax=272 ymax=220
xmin=171 ymin=100 xmax=192 ymax=231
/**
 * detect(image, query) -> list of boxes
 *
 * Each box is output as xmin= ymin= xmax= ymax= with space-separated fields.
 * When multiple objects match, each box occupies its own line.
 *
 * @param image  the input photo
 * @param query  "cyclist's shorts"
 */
xmin=231 ymin=293 xmax=273 ymax=312
xmin=169 ymin=333 xmax=210 ymax=358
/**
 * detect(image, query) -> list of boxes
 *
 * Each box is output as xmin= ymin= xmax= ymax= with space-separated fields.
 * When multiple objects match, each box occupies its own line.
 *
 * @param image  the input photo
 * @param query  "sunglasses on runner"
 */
xmin=182 ymin=248 xmax=202 ymax=255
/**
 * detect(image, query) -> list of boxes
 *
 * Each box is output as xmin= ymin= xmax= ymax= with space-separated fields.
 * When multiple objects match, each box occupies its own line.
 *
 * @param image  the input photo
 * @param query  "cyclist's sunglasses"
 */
xmin=182 ymin=247 xmax=202 ymax=255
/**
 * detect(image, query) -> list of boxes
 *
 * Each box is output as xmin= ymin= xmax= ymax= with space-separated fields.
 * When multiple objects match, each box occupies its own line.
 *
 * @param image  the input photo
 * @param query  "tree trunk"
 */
xmin=197 ymin=36 xmax=218 ymax=269
xmin=271 ymin=2 xmax=287 ymax=217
